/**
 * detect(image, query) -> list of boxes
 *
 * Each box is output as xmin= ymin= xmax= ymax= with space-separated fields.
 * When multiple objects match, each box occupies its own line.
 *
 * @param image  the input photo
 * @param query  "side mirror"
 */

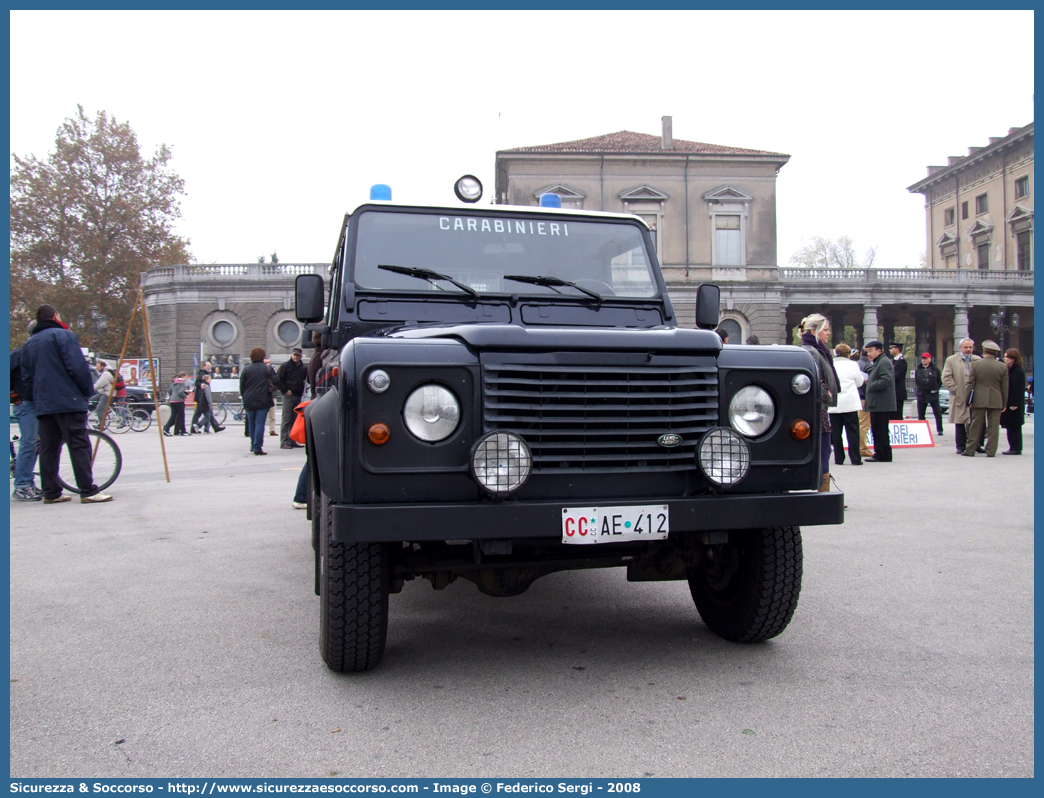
xmin=295 ymin=274 xmax=325 ymax=323
xmin=694 ymin=284 xmax=720 ymax=330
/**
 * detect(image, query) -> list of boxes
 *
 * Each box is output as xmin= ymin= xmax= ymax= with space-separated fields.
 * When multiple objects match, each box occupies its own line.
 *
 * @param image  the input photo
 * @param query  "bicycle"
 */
xmin=88 ymin=398 xmax=149 ymax=433
xmin=213 ymin=399 xmax=245 ymax=426
xmin=88 ymin=398 xmax=126 ymax=434
xmin=10 ymin=428 xmax=122 ymax=493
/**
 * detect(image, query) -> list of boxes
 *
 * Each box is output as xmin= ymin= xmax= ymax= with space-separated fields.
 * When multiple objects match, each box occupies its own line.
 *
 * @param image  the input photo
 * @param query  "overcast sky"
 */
xmin=9 ymin=9 xmax=1035 ymax=269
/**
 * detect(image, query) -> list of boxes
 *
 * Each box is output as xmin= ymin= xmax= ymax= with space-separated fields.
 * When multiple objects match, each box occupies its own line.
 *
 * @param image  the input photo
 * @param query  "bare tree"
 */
xmin=789 ymin=236 xmax=877 ymax=270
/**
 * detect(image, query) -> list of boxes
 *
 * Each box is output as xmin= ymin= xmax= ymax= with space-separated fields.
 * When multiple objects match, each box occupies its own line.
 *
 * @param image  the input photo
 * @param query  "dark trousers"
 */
xmin=189 ymin=400 xmax=204 ymax=430
xmin=38 ymin=411 xmax=99 ymax=499
xmin=245 ymin=408 xmax=269 ymax=453
xmin=164 ymin=402 xmax=186 ymax=434
xmin=955 ymin=422 xmax=985 ymax=453
xmin=917 ymin=396 xmax=944 ymax=433
xmin=830 ymin=411 xmax=862 ymax=465
xmin=1006 ymin=424 xmax=1023 ymax=453
xmin=280 ymin=393 xmax=302 ymax=445
xmin=869 ymin=412 xmax=893 ymax=461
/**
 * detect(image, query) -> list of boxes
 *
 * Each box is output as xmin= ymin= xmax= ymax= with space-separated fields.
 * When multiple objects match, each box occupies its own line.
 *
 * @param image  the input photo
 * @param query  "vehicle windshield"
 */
xmin=351 ymin=210 xmax=659 ymax=299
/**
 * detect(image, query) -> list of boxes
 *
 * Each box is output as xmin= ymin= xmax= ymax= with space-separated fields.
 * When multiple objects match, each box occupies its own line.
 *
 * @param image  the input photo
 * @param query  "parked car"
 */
xmin=938 ymin=388 xmax=950 ymax=412
xmin=125 ymin=385 xmax=157 ymax=415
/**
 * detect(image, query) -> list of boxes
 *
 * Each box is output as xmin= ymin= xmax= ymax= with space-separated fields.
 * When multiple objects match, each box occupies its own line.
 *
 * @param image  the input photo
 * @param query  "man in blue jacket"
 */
xmin=20 ymin=305 xmax=113 ymax=503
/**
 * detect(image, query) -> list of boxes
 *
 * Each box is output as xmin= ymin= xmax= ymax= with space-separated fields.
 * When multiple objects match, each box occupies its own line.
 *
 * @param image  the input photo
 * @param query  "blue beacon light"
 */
xmin=539 ymin=192 xmax=562 ymax=208
xmin=370 ymin=184 xmax=392 ymax=201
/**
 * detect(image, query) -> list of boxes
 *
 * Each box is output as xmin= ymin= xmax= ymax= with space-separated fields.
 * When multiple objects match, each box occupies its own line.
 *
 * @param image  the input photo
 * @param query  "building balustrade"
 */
xmin=779 ymin=267 xmax=1034 ymax=284
xmin=142 ymin=263 xmax=322 ymax=285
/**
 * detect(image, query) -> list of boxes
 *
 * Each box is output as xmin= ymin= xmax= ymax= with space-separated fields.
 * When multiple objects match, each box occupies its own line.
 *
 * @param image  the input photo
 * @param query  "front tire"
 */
xmin=687 ymin=526 xmax=802 ymax=642
xmin=130 ymin=408 xmax=151 ymax=432
xmin=58 ymin=429 xmax=122 ymax=493
xmin=319 ymin=492 xmax=389 ymax=672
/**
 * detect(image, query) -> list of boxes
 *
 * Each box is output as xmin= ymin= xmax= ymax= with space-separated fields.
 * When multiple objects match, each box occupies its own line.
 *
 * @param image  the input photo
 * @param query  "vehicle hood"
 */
xmin=375 ymin=323 xmax=723 ymax=352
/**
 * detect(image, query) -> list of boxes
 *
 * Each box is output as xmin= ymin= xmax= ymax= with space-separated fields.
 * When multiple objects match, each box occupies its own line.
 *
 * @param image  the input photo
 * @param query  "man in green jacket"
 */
xmin=964 ymin=340 xmax=1009 ymax=457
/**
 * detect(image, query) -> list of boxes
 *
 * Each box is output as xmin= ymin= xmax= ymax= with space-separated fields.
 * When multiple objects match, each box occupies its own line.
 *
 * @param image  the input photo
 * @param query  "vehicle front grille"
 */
xmin=481 ymin=352 xmax=718 ymax=473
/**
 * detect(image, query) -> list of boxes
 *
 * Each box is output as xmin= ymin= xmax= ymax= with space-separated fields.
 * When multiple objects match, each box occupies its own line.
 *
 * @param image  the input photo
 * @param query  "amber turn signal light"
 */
xmin=368 ymin=423 xmax=390 ymax=445
xmin=790 ymin=420 xmax=811 ymax=440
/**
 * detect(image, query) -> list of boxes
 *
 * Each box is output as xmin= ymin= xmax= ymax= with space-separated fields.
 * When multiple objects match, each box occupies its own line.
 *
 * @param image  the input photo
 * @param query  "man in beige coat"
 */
xmin=963 ymin=340 xmax=1009 ymax=457
xmin=942 ymin=338 xmax=980 ymax=455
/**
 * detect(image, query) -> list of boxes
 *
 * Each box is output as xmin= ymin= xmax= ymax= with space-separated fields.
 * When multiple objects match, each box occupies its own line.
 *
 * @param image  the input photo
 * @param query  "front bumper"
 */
xmin=332 ymin=491 xmax=844 ymax=543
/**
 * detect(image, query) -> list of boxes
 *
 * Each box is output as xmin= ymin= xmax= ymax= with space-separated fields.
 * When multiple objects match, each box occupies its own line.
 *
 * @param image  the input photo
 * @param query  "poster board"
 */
xmin=117 ymin=358 xmax=160 ymax=387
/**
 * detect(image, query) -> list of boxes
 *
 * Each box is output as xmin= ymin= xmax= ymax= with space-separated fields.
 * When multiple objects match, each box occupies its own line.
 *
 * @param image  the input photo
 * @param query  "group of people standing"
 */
xmin=799 ymin=315 xmax=1029 ymax=489
xmin=238 ymin=346 xmax=309 ymax=455
xmin=942 ymin=339 xmax=1026 ymax=457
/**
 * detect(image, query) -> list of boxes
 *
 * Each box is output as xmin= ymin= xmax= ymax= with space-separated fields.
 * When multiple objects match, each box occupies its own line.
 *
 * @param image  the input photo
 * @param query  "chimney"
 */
xmin=661 ymin=116 xmax=673 ymax=150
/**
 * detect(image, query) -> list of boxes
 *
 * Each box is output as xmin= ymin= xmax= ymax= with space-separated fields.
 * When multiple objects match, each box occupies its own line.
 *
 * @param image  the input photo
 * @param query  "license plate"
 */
xmin=561 ymin=505 xmax=669 ymax=545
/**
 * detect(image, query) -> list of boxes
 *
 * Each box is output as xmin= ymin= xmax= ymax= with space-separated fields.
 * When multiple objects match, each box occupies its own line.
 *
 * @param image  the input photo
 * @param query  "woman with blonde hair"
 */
xmin=799 ymin=314 xmax=840 ymax=491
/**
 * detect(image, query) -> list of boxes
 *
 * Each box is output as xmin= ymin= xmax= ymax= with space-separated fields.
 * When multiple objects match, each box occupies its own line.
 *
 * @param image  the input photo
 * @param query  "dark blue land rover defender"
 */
xmin=296 ymin=178 xmax=843 ymax=672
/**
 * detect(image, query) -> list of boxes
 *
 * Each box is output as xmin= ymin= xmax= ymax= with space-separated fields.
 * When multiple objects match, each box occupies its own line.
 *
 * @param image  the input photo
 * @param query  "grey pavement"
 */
xmin=8 ymin=417 xmax=1034 ymax=778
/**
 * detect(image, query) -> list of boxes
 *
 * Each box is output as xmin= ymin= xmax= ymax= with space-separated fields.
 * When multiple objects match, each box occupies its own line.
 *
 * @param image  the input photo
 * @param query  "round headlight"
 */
xmin=791 ymin=373 xmax=812 ymax=395
xmin=728 ymin=386 xmax=775 ymax=437
xmin=403 ymin=384 xmax=460 ymax=442
xmin=471 ymin=431 xmax=532 ymax=495
xmin=454 ymin=174 xmax=483 ymax=203
xmin=697 ymin=427 xmax=751 ymax=487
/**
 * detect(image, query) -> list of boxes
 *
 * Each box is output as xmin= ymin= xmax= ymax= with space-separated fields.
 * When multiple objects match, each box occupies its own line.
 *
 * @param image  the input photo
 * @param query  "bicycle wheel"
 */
xmin=129 ymin=408 xmax=151 ymax=432
xmin=214 ymin=405 xmax=228 ymax=425
xmin=104 ymin=409 xmax=130 ymax=434
xmin=58 ymin=429 xmax=122 ymax=493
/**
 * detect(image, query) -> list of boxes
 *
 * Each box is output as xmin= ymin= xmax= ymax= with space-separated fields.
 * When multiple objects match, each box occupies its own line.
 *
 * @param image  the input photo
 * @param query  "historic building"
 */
xmin=496 ymin=117 xmax=792 ymax=343
xmin=908 ymin=122 xmax=1033 ymax=273
xmin=141 ymin=263 xmax=322 ymax=385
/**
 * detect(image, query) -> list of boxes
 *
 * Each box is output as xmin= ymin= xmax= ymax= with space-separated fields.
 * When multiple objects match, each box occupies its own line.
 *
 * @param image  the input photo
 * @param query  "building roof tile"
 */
xmin=501 ymin=130 xmax=786 ymax=157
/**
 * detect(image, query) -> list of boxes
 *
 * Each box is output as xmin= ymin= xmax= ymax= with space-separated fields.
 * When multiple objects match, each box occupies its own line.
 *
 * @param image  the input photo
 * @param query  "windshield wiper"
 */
xmin=378 ymin=264 xmax=479 ymax=298
xmin=503 ymin=274 xmax=603 ymax=304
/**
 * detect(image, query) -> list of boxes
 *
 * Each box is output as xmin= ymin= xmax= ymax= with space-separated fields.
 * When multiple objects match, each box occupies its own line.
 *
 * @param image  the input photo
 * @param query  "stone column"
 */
xmin=830 ymin=312 xmax=846 ymax=348
xmin=861 ymin=305 xmax=879 ymax=344
xmin=953 ymin=305 xmax=970 ymax=344
xmin=882 ymin=321 xmax=896 ymax=347
xmin=913 ymin=312 xmax=930 ymax=356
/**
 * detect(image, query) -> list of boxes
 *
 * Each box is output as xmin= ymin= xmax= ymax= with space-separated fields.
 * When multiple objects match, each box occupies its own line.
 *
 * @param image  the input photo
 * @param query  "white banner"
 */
xmin=842 ymin=419 xmax=937 ymax=449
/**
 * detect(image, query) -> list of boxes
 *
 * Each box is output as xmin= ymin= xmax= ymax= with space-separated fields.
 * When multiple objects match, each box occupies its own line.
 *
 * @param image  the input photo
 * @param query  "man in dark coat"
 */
xmin=275 ymin=348 xmax=308 ymax=449
xmin=964 ymin=340 xmax=1008 ymax=457
xmin=864 ymin=340 xmax=896 ymax=462
xmin=189 ymin=361 xmax=212 ymax=433
xmin=915 ymin=352 xmax=944 ymax=435
xmin=888 ymin=341 xmax=907 ymax=421
xmin=20 ymin=305 xmax=113 ymax=503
